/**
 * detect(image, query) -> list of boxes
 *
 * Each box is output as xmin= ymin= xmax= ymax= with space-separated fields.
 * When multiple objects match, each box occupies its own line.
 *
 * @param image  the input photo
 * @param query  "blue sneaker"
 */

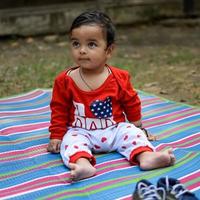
xmin=133 ymin=179 xmax=166 ymax=200
xmin=157 ymin=177 xmax=199 ymax=200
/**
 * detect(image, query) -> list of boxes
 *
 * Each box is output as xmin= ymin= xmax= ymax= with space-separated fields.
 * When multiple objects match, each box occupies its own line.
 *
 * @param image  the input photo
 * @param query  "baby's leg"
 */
xmin=60 ymin=128 xmax=96 ymax=181
xmin=136 ymin=148 xmax=175 ymax=170
xmin=69 ymin=158 xmax=96 ymax=181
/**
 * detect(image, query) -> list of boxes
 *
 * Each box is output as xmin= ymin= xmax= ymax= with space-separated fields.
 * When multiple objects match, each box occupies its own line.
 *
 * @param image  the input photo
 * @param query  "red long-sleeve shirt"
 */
xmin=49 ymin=66 xmax=141 ymax=140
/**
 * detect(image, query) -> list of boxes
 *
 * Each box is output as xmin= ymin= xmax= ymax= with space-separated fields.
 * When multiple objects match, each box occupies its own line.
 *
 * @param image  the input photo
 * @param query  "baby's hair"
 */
xmin=69 ymin=11 xmax=115 ymax=47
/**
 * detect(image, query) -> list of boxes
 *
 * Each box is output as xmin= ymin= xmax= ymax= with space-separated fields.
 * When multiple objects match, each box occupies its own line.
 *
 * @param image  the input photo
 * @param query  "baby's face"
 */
xmin=70 ymin=24 xmax=112 ymax=71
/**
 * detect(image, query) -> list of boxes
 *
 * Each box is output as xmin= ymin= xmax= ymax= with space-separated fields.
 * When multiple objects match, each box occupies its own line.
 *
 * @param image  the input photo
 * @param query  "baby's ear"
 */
xmin=106 ymin=44 xmax=115 ymax=58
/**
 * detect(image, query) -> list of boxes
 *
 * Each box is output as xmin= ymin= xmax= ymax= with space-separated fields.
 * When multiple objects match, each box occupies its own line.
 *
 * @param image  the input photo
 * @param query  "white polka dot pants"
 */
xmin=60 ymin=122 xmax=155 ymax=167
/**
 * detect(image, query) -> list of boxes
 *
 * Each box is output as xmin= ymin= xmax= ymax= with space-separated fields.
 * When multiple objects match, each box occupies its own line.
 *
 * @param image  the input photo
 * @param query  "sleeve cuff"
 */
xmin=69 ymin=151 xmax=96 ymax=166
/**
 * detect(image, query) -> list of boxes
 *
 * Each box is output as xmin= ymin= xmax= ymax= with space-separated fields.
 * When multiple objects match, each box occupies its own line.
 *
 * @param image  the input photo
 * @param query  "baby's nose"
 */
xmin=79 ymin=46 xmax=87 ymax=54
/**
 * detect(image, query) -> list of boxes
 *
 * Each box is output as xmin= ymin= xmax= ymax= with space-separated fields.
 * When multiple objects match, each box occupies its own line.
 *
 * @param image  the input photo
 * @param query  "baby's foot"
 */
xmin=167 ymin=148 xmax=176 ymax=166
xmin=138 ymin=148 xmax=176 ymax=170
xmin=68 ymin=161 xmax=96 ymax=181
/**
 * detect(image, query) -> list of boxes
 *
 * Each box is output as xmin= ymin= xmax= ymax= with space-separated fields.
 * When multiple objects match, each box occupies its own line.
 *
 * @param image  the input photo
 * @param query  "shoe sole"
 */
xmin=132 ymin=192 xmax=141 ymax=200
xmin=158 ymin=191 xmax=177 ymax=200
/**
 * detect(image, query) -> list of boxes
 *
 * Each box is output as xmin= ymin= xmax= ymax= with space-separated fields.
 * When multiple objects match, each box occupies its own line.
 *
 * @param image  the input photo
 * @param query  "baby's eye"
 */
xmin=88 ymin=42 xmax=97 ymax=49
xmin=71 ymin=41 xmax=80 ymax=48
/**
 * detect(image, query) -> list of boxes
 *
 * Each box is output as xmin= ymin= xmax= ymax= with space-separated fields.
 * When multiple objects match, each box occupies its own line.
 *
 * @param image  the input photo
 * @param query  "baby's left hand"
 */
xmin=141 ymin=128 xmax=157 ymax=141
xmin=146 ymin=133 xmax=157 ymax=141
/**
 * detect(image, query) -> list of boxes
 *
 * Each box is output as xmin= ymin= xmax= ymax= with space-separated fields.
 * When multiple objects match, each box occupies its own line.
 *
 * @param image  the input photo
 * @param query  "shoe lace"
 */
xmin=171 ymin=183 xmax=189 ymax=198
xmin=138 ymin=182 xmax=166 ymax=200
xmin=165 ymin=176 xmax=188 ymax=198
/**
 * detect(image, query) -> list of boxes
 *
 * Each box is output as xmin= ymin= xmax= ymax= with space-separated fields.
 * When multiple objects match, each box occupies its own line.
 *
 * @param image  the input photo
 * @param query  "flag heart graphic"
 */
xmin=90 ymin=97 xmax=112 ymax=119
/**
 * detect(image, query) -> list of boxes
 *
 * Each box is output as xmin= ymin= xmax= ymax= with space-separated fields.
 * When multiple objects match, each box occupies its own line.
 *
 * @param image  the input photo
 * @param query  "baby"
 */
xmin=47 ymin=11 xmax=175 ymax=181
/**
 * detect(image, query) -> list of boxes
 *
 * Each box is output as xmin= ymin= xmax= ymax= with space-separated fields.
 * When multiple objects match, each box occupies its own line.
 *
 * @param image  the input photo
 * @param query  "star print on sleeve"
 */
xmin=90 ymin=97 xmax=113 ymax=119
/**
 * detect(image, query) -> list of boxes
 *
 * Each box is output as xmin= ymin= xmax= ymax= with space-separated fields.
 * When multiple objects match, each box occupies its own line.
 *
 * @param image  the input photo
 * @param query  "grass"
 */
xmin=0 ymin=25 xmax=200 ymax=106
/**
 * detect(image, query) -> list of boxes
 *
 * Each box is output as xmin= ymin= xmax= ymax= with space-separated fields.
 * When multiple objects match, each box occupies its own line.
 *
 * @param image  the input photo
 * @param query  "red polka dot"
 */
xmin=124 ymin=135 xmax=128 ymax=141
xmin=101 ymin=137 xmax=107 ymax=143
xmin=74 ymin=145 xmax=79 ymax=149
xmin=127 ymin=125 xmax=132 ymax=128
xmin=65 ymin=145 xmax=68 ymax=150
xmin=122 ymin=146 xmax=127 ymax=149
xmin=84 ymin=135 xmax=89 ymax=139
xmin=132 ymin=141 xmax=137 ymax=145
xmin=137 ymin=134 xmax=141 ymax=138
xmin=83 ymin=143 xmax=88 ymax=146
xmin=94 ymin=145 xmax=101 ymax=149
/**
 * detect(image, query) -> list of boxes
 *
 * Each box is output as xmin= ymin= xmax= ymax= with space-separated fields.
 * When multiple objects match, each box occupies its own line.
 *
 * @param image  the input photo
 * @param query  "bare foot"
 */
xmin=137 ymin=148 xmax=175 ymax=170
xmin=68 ymin=158 xmax=96 ymax=181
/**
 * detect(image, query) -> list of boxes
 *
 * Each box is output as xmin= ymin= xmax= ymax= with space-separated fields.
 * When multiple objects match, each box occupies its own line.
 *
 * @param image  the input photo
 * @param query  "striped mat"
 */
xmin=0 ymin=89 xmax=199 ymax=200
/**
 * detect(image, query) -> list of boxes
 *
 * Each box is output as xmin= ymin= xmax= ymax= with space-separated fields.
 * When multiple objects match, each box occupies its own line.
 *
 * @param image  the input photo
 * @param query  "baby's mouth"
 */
xmin=79 ymin=58 xmax=90 ymax=61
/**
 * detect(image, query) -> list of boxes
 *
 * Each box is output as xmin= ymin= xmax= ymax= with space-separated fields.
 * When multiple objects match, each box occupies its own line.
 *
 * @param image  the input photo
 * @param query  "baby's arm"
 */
xmin=119 ymin=72 xmax=156 ymax=141
xmin=47 ymin=139 xmax=62 ymax=153
xmin=131 ymin=119 xmax=142 ymax=127
xmin=48 ymin=72 xmax=70 ymax=153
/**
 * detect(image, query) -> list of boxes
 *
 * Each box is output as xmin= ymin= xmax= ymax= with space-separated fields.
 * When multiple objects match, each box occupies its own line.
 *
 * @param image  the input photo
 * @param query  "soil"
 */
xmin=0 ymin=23 xmax=200 ymax=106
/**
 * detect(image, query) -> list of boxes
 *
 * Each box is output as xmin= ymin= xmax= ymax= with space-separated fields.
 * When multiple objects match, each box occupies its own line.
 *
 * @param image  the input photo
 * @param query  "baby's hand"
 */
xmin=146 ymin=133 xmax=157 ymax=141
xmin=141 ymin=128 xmax=157 ymax=141
xmin=47 ymin=139 xmax=62 ymax=153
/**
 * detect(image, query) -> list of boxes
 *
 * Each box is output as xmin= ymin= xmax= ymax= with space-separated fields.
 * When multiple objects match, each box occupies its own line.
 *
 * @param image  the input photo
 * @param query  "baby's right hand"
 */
xmin=47 ymin=139 xmax=62 ymax=153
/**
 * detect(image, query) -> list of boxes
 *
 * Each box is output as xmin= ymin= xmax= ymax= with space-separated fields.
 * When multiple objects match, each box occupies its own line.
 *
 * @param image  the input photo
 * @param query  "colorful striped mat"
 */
xmin=0 ymin=89 xmax=199 ymax=200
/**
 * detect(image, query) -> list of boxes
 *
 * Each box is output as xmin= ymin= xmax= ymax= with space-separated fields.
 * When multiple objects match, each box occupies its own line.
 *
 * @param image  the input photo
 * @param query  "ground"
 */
xmin=0 ymin=24 xmax=200 ymax=106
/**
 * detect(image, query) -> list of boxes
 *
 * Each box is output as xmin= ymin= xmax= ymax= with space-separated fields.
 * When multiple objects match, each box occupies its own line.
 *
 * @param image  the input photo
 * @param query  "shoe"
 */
xmin=157 ymin=177 xmax=199 ymax=200
xmin=133 ymin=179 xmax=166 ymax=200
